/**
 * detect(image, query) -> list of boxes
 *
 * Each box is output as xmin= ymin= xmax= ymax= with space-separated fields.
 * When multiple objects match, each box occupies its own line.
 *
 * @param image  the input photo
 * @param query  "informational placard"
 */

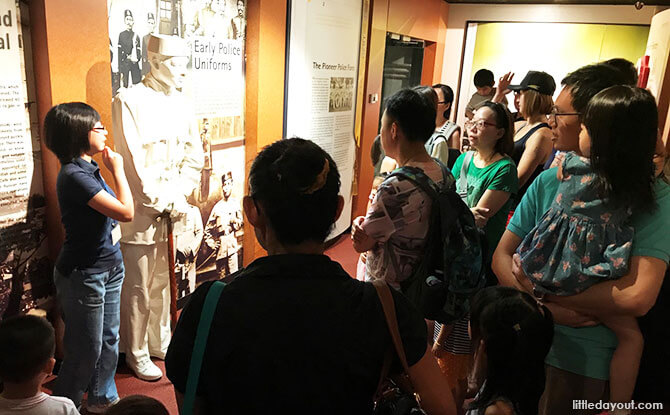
xmin=285 ymin=0 xmax=363 ymax=237
xmin=108 ymin=0 xmax=246 ymax=301
xmin=0 ymin=0 xmax=50 ymax=317
xmin=645 ymin=8 xmax=670 ymax=100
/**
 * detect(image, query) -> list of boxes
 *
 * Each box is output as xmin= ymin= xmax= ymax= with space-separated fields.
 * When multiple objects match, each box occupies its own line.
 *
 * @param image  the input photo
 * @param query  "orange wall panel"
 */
xmin=30 ymin=0 xmax=112 ymax=261
xmin=243 ymin=0 xmax=287 ymax=263
xmin=387 ymin=0 xmax=440 ymax=41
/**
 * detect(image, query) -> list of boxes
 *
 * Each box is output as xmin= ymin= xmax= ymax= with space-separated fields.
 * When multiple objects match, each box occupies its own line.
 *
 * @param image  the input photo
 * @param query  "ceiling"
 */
xmin=445 ymin=0 xmax=670 ymax=4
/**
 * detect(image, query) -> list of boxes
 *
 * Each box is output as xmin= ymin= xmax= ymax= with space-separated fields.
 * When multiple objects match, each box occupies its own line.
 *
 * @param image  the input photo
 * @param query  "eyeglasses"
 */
xmin=437 ymin=101 xmax=448 ymax=104
xmin=545 ymin=107 xmax=580 ymax=124
xmin=91 ymin=126 xmax=107 ymax=133
xmin=464 ymin=119 xmax=498 ymax=130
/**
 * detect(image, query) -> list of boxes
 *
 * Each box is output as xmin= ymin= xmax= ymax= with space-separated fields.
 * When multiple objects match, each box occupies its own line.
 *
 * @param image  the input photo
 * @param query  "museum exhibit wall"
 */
xmin=354 ymin=0 xmax=449 ymax=218
xmin=439 ymin=4 xmax=665 ymax=127
xmin=5 ymin=0 xmax=670 ymax=319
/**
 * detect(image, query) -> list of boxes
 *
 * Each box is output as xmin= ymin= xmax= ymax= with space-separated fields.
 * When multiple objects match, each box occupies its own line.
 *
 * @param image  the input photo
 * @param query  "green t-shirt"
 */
xmin=508 ymin=167 xmax=670 ymax=380
xmin=452 ymin=151 xmax=519 ymax=260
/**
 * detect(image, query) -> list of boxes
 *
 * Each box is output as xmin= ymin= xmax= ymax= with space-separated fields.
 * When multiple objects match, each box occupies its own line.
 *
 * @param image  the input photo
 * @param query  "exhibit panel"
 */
xmin=108 ymin=0 xmax=247 ymax=302
xmin=284 ymin=0 xmax=363 ymax=237
xmin=0 ymin=0 xmax=50 ymax=318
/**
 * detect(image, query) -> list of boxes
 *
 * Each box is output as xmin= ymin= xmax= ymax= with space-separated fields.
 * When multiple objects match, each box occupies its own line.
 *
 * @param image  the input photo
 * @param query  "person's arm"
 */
xmin=448 ymin=128 xmax=461 ymax=150
xmin=471 ymin=189 xmax=511 ymax=228
xmin=492 ymin=72 xmax=514 ymax=104
xmin=465 ymin=108 xmax=474 ymax=120
xmin=352 ymin=216 xmax=376 ymax=253
xmin=88 ymin=146 xmax=134 ymax=222
xmin=548 ymin=255 xmax=667 ymax=317
xmin=492 ymin=230 xmax=525 ymax=290
xmin=407 ymin=347 xmax=457 ymax=415
xmin=516 ymin=129 xmax=553 ymax=187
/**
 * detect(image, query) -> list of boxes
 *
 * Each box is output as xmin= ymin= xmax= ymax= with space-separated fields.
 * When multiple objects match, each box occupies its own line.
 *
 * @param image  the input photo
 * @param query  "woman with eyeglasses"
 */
xmin=44 ymin=102 xmax=133 ymax=412
xmin=433 ymin=101 xmax=518 ymax=410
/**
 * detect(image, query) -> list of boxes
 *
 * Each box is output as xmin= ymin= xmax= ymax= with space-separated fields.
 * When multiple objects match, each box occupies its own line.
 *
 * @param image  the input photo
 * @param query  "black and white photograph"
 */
xmin=328 ymin=76 xmax=354 ymax=112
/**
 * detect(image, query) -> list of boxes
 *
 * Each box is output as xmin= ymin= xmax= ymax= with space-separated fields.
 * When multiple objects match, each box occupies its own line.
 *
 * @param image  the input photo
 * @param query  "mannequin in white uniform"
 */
xmin=112 ymin=34 xmax=204 ymax=381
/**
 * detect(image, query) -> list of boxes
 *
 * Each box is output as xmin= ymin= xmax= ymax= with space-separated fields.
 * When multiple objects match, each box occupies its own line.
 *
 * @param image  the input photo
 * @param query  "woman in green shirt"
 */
xmin=452 ymin=101 xmax=519 ymax=260
xmin=433 ymin=102 xmax=518 ymax=408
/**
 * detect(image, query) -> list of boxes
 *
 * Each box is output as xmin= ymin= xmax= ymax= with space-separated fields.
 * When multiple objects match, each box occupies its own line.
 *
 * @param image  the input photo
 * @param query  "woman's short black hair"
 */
xmin=479 ymin=101 xmax=514 ymax=156
xmin=249 ymin=138 xmax=341 ymax=245
xmin=468 ymin=286 xmax=554 ymax=415
xmin=383 ymin=88 xmax=436 ymax=143
xmin=432 ymin=83 xmax=454 ymax=119
xmin=585 ymin=85 xmax=657 ymax=214
xmin=44 ymin=102 xmax=100 ymax=163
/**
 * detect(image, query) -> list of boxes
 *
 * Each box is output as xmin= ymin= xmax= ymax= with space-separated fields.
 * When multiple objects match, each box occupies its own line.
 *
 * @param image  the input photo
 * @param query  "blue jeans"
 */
xmin=53 ymin=263 xmax=124 ymax=407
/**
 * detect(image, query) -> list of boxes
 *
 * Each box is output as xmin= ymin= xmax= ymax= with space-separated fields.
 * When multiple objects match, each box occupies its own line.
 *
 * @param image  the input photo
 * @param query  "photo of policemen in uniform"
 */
xmin=328 ymin=77 xmax=354 ymax=112
xmin=109 ymin=0 xmax=247 ymax=95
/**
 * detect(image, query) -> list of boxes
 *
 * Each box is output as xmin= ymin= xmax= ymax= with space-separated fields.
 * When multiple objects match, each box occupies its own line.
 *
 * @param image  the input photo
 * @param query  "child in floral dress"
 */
xmin=516 ymin=86 xmax=659 ymax=411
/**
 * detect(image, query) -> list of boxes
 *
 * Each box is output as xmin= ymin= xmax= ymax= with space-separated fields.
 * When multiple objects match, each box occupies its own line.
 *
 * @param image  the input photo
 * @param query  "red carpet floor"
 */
xmin=41 ymin=234 xmax=359 ymax=414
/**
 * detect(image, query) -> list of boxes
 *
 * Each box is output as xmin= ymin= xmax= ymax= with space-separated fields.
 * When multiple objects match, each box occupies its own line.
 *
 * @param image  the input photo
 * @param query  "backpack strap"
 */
xmin=181 ymin=281 xmax=226 ymax=415
xmin=457 ymin=152 xmax=473 ymax=203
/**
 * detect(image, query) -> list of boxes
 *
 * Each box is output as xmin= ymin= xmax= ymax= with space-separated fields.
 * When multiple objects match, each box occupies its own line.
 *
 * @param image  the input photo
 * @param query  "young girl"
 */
xmin=516 ymin=85 xmax=658 ymax=409
xmin=466 ymin=286 xmax=554 ymax=415
xmin=44 ymin=103 xmax=134 ymax=412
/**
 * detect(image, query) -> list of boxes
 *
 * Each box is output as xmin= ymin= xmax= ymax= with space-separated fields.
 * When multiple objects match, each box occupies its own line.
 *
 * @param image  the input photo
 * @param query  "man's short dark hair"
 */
xmin=561 ymin=63 xmax=627 ymax=116
xmin=383 ymin=88 xmax=436 ymax=143
xmin=602 ymin=58 xmax=638 ymax=86
xmin=474 ymin=69 xmax=495 ymax=88
xmin=0 ymin=315 xmax=55 ymax=383
xmin=44 ymin=102 xmax=100 ymax=164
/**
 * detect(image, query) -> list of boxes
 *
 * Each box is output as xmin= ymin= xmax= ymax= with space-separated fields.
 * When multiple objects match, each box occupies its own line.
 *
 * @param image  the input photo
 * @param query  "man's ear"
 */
xmin=44 ymin=357 xmax=56 ymax=375
xmin=243 ymin=196 xmax=263 ymax=228
xmin=334 ymin=195 xmax=345 ymax=222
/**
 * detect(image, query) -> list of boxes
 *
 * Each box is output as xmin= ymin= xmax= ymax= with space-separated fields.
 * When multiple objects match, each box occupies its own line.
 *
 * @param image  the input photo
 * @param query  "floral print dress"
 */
xmin=517 ymin=152 xmax=633 ymax=296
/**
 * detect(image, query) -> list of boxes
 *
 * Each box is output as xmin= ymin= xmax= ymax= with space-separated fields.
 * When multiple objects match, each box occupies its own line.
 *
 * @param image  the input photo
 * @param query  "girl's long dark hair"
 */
xmin=585 ymin=85 xmax=657 ymax=214
xmin=468 ymin=287 xmax=554 ymax=415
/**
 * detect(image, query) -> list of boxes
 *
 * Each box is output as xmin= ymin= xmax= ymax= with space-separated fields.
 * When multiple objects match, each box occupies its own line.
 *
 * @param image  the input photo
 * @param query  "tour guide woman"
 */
xmin=166 ymin=137 xmax=455 ymax=414
xmin=44 ymin=102 xmax=134 ymax=413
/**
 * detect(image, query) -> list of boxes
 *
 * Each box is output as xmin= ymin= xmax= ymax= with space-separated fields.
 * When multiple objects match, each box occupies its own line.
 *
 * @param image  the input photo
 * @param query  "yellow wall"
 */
xmin=469 ymin=22 xmax=649 ymax=100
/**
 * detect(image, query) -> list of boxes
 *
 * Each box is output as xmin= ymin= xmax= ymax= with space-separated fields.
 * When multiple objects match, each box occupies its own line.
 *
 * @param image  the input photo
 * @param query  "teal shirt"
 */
xmin=452 ymin=151 xmax=519 ymax=260
xmin=508 ymin=167 xmax=670 ymax=380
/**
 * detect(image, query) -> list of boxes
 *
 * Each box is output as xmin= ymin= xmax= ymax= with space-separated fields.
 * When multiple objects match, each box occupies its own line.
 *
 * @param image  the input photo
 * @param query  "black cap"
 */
xmin=124 ymin=9 xmax=133 ymax=18
xmin=508 ymin=71 xmax=556 ymax=96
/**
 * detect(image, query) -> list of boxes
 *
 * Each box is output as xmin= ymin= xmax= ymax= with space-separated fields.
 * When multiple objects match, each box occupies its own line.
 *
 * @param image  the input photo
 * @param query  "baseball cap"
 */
xmin=508 ymin=71 xmax=556 ymax=96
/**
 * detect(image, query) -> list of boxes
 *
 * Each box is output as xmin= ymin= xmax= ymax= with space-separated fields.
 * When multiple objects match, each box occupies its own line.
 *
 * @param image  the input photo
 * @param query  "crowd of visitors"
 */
xmin=0 ymin=57 xmax=668 ymax=415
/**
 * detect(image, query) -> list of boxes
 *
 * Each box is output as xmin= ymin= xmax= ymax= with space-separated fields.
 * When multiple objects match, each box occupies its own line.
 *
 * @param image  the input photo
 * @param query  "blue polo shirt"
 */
xmin=508 ymin=167 xmax=670 ymax=380
xmin=55 ymin=158 xmax=122 ymax=275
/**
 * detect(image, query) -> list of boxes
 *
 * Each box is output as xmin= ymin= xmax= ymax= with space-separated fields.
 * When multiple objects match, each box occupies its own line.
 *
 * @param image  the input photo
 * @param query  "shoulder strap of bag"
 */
xmin=371 ymin=280 xmax=413 ymax=379
xmin=458 ymin=151 xmax=473 ymax=200
xmin=181 ymin=280 xmax=227 ymax=415
xmin=371 ymin=280 xmax=424 ymax=408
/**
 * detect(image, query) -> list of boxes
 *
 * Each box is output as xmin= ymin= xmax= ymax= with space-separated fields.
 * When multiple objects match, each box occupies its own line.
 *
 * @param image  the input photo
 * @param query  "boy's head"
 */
xmin=474 ymin=69 xmax=495 ymax=95
xmin=0 ymin=315 xmax=55 ymax=384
